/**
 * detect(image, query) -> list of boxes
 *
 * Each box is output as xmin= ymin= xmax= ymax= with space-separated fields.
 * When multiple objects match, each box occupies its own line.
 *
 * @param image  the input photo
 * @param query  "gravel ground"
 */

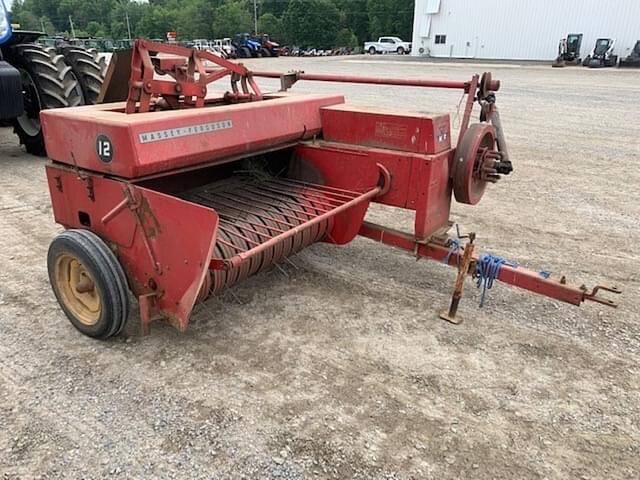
xmin=0 ymin=55 xmax=639 ymax=479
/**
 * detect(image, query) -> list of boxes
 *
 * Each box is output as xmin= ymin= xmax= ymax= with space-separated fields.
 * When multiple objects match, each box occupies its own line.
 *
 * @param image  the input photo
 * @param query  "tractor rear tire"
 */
xmin=5 ymin=43 xmax=83 ymax=156
xmin=261 ymin=48 xmax=271 ymax=57
xmin=59 ymin=46 xmax=106 ymax=105
xmin=48 ymin=229 xmax=130 ymax=339
xmin=88 ymin=48 xmax=108 ymax=73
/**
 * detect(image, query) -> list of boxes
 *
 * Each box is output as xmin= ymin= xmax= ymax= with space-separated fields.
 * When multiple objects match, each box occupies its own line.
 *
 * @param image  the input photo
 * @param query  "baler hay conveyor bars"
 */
xmin=182 ymin=174 xmax=382 ymax=280
xmin=40 ymin=40 xmax=620 ymax=339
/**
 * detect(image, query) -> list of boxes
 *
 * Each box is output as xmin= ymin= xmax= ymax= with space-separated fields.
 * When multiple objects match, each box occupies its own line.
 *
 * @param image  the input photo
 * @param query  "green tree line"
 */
xmin=10 ymin=0 xmax=415 ymax=49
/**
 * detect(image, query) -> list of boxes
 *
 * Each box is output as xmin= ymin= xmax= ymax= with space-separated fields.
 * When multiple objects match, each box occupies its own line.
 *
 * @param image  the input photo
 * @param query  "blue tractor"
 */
xmin=0 ymin=0 xmax=104 ymax=155
xmin=0 ymin=1 xmax=23 ymax=126
xmin=233 ymin=33 xmax=263 ymax=58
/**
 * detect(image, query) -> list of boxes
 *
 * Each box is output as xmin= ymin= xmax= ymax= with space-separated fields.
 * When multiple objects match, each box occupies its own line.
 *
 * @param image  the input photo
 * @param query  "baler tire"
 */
xmin=48 ymin=230 xmax=130 ymax=339
xmin=5 ymin=43 xmax=83 ymax=156
xmin=59 ymin=47 xmax=105 ymax=105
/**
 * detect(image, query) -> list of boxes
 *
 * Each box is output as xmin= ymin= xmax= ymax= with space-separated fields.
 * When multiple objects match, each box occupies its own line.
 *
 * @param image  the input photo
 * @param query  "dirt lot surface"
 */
xmin=1 ymin=55 xmax=639 ymax=479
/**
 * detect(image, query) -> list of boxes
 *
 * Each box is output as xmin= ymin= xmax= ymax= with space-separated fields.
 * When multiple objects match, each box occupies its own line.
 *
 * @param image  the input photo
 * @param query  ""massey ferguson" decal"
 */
xmin=138 ymin=120 xmax=233 ymax=144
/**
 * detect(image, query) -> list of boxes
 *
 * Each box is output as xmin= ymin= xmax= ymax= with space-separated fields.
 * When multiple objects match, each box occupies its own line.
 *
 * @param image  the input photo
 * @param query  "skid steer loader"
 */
xmin=619 ymin=41 xmax=640 ymax=68
xmin=0 ymin=0 xmax=105 ymax=155
xmin=583 ymin=38 xmax=618 ymax=68
xmin=552 ymin=33 xmax=583 ymax=67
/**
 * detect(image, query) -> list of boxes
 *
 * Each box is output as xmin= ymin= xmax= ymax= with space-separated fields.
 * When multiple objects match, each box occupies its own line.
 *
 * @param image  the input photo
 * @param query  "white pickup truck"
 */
xmin=364 ymin=37 xmax=412 ymax=55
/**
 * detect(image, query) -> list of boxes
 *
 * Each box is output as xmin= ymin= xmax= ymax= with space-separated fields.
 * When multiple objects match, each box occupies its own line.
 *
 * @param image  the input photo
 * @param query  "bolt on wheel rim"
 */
xmin=55 ymin=254 xmax=101 ymax=325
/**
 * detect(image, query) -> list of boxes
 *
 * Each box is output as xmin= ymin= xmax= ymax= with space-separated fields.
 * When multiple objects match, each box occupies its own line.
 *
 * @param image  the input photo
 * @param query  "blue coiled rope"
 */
xmin=475 ymin=254 xmax=517 ymax=307
xmin=443 ymin=238 xmax=461 ymax=267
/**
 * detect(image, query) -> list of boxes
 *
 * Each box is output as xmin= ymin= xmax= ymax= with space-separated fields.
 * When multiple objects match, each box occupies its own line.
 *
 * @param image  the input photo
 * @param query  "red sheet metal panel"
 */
xmin=320 ymin=104 xmax=451 ymax=155
xmin=46 ymin=164 xmax=138 ymax=248
xmin=46 ymin=164 xmax=219 ymax=331
xmin=41 ymin=93 xmax=345 ymax=179
xmin=294 ymin=141 xmax=412 ymax=209
xmin=292 ymin=142 xmax=380 ymax=245
xmin=407 ymin=150 xmax=453 ymax=240
xmin=293 ymin=141 xmax=453 ymax=243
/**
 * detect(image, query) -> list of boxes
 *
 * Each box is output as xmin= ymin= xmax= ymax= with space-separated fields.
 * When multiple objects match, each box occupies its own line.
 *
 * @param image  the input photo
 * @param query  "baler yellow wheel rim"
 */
xmin=54 ymin=254 xmax=101 ymax=326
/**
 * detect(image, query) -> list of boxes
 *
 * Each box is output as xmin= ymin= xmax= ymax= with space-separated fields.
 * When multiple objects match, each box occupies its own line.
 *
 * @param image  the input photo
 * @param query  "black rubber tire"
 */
xmin=582 ymin=55 xmax=591 ymax=66
xmin=239 ymin=47 xmax=250 ymax=58
xmin=261 ymin=48 xmax=271 ymax=57
xmin=48 ymin=229 xmax=130 ymax=339
xmin=87 ymin=48 xmax=108 ymax=74
xmin=59 ymin=46 xmax=105 ymax=105
xmin=397 ymin=47 xmax=405 ymax=55
xmin=368 ymin=46 xmax=376 ymax=55
xmin=5 ymin=43 xmax=83 ymax=156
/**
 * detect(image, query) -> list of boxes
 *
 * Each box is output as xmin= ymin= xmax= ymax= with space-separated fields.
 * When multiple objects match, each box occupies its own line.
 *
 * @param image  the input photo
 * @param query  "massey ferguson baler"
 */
xmin=40 ymin=40 xmax=620 ymax=338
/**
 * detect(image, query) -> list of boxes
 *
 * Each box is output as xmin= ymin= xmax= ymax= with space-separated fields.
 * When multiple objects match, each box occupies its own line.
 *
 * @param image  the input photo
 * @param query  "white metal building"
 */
xmin=411 ymin=0 xmax=640 ymax=61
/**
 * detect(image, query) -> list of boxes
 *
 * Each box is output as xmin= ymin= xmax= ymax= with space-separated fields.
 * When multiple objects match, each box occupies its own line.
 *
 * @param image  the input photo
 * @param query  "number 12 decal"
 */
xmin=96 ymin=134 xmax=113 ymax=163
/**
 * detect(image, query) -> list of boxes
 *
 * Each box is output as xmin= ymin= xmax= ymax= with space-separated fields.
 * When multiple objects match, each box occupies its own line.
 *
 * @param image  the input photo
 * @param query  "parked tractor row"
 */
xmin=187 ymin=34 xmax=280 ymax=59
xmin=188 ymin=35 xmax=369 ymax=59
xmin=189 ymin=38 xmax=236 ymax=58
xmin=553 ymin=34 xmax=640 ymax=68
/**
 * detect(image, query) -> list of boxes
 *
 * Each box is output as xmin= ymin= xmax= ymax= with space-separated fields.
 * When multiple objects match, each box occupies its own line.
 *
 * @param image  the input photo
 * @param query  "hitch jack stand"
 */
xmin=440 ymin=233 xmax=476 ymax=324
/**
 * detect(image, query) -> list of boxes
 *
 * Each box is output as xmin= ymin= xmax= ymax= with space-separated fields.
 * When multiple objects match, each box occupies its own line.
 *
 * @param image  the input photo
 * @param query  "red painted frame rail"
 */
xmin=359 ymin=222 xmax=620 ymax=308
xmin=251 ymin=70 xmax=483 ymax=91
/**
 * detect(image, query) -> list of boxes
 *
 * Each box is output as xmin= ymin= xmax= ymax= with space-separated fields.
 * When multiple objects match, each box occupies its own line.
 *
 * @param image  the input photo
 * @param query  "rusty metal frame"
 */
xmin=359 ymin=222 xmax=621 ymax=308
xmin=125 ymin=39 xmax=262 ymax=113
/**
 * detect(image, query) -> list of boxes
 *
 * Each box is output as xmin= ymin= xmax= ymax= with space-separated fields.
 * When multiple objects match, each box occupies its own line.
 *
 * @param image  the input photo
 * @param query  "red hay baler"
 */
xmin=41 ymin=40 xmax=620 ymax=338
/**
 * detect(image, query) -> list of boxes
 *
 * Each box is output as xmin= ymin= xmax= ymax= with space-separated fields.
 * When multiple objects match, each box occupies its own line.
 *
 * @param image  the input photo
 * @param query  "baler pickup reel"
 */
xmin=40 ymin=40 xmax=619 ymax=338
